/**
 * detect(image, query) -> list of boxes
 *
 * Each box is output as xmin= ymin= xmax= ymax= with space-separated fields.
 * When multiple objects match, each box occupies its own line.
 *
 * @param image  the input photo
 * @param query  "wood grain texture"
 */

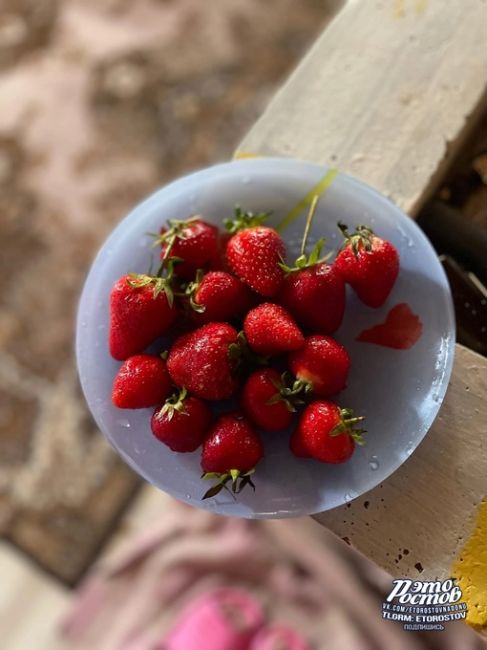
xmin=314 ymin=344 xmax=487 ymax=581
xmin=238 ymin=0 xmax=487 ymax=216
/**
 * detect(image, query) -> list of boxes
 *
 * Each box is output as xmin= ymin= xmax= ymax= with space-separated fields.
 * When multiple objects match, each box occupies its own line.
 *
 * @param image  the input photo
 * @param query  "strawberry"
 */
xmin=185 ymin=270 xmax=256 ymax=324
xmin=167 ymin=322 xmax=240 ymax=400
xmin=112 ymin=354 xmax=172 ymax=409
xmin=290 ymin=400 xmax=365 ymax=463
xmin=241 ymin=369 xmax=304 ymax=432
xmin=109 ymin=272 xmax=177 ymax=360
xmin=279 ymin=196 xmax=345 ymax=334
xmin=201 ymin=412 xmax=263 ymax=499
xmin=151 ymin=388 xmax=211 ymax=452
xmin=279 ymin=242 xmax=346 ymax=335
xmin=289 ymin=335 xmax=350 ymax=396
xmin=335 ymin=223 xmax=399 ymax=308
xmin=225 ymin=207 xmax=286 ymax=297
xmin=243 ymin=303 xmax=304 ymax=356
xmin=155 ymin=216 xmax=219 ymax=281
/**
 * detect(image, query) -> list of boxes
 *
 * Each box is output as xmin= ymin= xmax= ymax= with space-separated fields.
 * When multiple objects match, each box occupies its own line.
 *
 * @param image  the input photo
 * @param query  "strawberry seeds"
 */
xmin=108 ymin=202 xmax=400 ymax=500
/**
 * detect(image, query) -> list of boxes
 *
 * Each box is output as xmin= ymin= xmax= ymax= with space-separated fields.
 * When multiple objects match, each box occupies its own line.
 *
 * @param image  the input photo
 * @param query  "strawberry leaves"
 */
xmin=201 ymin=468 xmax=256 ymax=500
xmin=151 ymin=216 xmax=200 ymax=251
xmin=184 ymin=269 xmax=206 ymax=313
xmin=127 ymin=256 xmax=181 ymax=305
xmin=159 ymin=387 xmax=188 ymax=421
xmin=279 ymin=238 xmax=332 ymax=274
xmin=266 ymin=371 xmax=310 ymax=412
xmin=338 ymin=222 xmax=374 ymax=255
xmin=330 ymin=407 xmax=367 ymax=445
xmin=224 ymin=206 xmax=271 ymax=234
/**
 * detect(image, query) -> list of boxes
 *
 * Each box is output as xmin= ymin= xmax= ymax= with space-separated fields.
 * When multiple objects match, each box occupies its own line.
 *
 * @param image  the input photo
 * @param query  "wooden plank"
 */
xmin=314 ymin=344 xmax=486 ymax=580
xmin=238 ymin=0 xmax=487 ymax=216
xmin=237 ymin=0 xmax=487 ymax=630
xmin=0 ymin=543 xmax=69 ymax=650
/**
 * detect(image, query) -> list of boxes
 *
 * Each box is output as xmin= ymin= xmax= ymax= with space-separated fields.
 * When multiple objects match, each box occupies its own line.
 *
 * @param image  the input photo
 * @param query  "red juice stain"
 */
xmin=356 ymin=303 xmax=423 ymax=350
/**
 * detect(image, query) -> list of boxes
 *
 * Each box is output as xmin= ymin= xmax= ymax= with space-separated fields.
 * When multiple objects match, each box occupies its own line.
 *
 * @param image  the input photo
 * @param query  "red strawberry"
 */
xmin=335 ymin=223 xmax=399 ymax=308
xmin=151 ymin=388 xmax=211 ymax=452
xmin=201 ymin=412 xmax=263 ymax=499
xmin=225 ymin=208 xmax=286 ymax=296
xmin=167 ymin=322 xmax=240 ymax=400
xmin=186 ymin=271 xmax=255 ymax=324
xmin=112 ymin=354 xmax=172 ymax=409
xmin=279 ymin=197 xmax=345 ymax=334
xmin=289 ymin=335 xmax=350 ymax=396
xmin=290 ymin=400 xmax=365 ymax=463
xmin=279 ymin=245 xmax=346 ymax=334
xmin=156 ymin=216 xmax=219 ymax=281
xmin=243 ymin=303 xmax=304 ymax=356
xmin=109 ymin=274 xmax=177 ymax=360
xmin=241 ymin=369 xmax=303 ymax=432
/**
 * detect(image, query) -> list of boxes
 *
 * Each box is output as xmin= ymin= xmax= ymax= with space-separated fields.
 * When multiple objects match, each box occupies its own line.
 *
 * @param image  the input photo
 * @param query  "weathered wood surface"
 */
xmin=238 ymin=0 xmax=487 ymax=216
xmin=237 ymin=0 xmax=487 ymax=625
xmin=315 ymin=344 xmax=486 ymax=578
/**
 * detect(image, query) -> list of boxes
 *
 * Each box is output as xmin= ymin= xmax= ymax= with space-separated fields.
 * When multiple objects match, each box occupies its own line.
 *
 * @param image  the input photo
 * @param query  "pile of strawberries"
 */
xmin=109 ymin=200 xmax=399 ymax=499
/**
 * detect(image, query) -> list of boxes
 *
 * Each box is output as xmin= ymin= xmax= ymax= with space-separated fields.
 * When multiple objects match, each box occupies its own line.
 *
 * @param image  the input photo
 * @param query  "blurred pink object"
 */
xmin=161 ymin=587 xmax=265 ymax=650
xmin=250 ymin=625 xmax=311 ymax=650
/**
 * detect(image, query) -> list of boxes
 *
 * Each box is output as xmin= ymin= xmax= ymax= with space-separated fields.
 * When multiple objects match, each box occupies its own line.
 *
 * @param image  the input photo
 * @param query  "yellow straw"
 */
xmin=276 ymin=168 xmax=338 ymax=233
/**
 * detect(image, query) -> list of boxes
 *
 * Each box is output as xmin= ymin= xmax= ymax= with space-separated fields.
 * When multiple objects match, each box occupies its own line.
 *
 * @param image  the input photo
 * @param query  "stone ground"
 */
xmin=0 ymin=0 xmax=340 ymax=582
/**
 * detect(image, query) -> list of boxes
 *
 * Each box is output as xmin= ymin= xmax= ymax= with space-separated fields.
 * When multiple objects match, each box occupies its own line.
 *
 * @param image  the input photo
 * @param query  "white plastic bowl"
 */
xmin=77 ymin=158 xmax=455 ymax=518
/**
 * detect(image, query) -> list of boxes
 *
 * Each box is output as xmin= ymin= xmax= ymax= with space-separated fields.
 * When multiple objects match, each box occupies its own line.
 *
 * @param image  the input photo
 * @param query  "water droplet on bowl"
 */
xmin=405 ymin=441 xmax=415 ymax=457
xmin=118 ymin=419 xmax=131 ymax=428
xmin=186 ymin=494 xmax=192 ymax=500
xmin=396 ymin=224 xmax=415 ymax=248
xmin=369 ymin=456 xmax=379 ymax=471
xmin=344 ymin=492 xmax=356 ymax=502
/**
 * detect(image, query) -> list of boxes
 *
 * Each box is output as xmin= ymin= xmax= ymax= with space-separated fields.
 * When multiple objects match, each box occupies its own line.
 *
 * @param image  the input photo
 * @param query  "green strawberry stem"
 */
xmin=337 ymin=222 xmax=374 ymax=255
xmin=127 ymin=255 xmax=181 ymax=305
xmin=184 ymin=269 xmax=206 ymax=313
xmin=330 ymin=407 xmax=367 ymax=445
xmin=300 ymin=193 xmax=319 ymax=256
xmin=267 ymin=372 xmax=309 ymax=412
xmin=151 ymin=216 xmax=199 ymax=256
xmin=224 ymin=206 xmax=271 ymax=234
xmin=279 ymin=195 xmax=331 ymax=274
xmin=201 ymin=468 xmax=256 ymax=500
xmin=159 ymin=387 xmax=188 ymax=421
